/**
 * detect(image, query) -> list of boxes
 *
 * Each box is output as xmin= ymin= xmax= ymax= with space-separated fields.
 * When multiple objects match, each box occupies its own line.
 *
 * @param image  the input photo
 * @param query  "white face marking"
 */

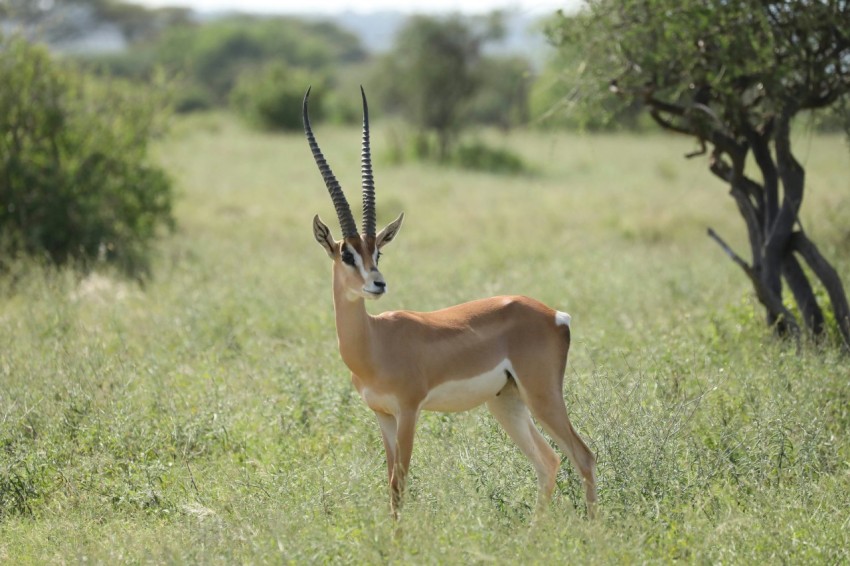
xmin=555 ymin=311 xmax=571 ymax=327
xmin=346 ymin=243 xmax=370 ymax=280
xmin=420 ymin=360 xmax=513 ymax=413
xmin=346 ymin=243 xmax=385 ymax=298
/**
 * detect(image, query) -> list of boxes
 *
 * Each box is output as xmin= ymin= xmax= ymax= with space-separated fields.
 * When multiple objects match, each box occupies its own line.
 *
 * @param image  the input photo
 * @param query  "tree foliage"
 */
xmin=0 ymin=35 xmax=174 ymax=277
xmin=230 ymin=62 xmax=327 ymax=131
xmin=530 ymin=27 xmax=644 ymax=130
xmin=468 ymin=55 xmax=533 ymax=131
xmin=375 ymin=13 xmax=507 ymax=159
xmin=66 ymin=12 xmax=365 ymax=117
xmin=550 ymin=0 xmax=850 ymax=347
xmin=152 ymin=16 xmax=365 ymax=105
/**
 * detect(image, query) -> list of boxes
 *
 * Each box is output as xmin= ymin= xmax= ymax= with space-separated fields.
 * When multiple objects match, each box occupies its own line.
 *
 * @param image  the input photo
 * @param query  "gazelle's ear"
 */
xmin=313 ymin=215 xmax=336 ymax=258
xmin=376 ymin=212 xmax=404 ymax=249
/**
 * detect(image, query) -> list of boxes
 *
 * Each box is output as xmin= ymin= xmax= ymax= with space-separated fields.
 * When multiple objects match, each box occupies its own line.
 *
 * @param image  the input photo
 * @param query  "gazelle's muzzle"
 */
xmin=363 ymin=275 xmax=387 ymax=298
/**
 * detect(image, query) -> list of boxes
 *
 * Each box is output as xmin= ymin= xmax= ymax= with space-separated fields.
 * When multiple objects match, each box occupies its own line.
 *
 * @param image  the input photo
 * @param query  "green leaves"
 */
xmin=0 ymin=36 xmax=174 ymax=277
xmin=374 ymin=14 xmax=504 ymax=160
xmin=153 ymin=16 xmax=365 ymax=106
xmin=229 ymin=62 xmax=326 ymax=132
xmin=552 ymin=0 xmax=850 ymax=127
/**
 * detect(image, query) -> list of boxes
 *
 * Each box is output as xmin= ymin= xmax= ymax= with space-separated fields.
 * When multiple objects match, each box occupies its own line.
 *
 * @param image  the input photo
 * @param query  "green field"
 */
xmin=2 ymin=115 xmax=849 ymax=563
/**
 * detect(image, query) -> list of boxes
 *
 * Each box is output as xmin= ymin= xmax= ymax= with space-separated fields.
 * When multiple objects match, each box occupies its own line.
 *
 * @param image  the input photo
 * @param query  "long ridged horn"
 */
xmin=303 ymin=86 xmax=358 ymax=239
xmin=360 ymin=86 xmax=376 ymax=238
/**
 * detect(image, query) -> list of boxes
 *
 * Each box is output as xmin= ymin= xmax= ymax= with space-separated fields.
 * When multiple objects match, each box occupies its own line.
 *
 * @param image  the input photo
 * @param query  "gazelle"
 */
xmin=303 ymin=87 xmax=597 ymax=519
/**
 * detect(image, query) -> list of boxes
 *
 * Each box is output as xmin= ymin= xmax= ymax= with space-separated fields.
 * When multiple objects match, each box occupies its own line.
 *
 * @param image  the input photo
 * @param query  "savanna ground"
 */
xmin=1 ymin=114 xmax=849 ymax=563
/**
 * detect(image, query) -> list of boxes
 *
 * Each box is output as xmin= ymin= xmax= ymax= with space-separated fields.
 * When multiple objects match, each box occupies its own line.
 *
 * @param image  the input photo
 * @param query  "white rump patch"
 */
xmin=555 ymin=311 xmax=571 ymax=327
xmin=421 ymin=360 xmax=513 ymax=413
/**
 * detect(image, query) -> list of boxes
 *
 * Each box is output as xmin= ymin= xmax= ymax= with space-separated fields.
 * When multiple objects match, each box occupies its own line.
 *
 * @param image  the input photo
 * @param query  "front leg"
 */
xmin=390 ymin=409 xmax=419 ymax=519
xmin=374 ymin=411 xmax=398 ymax=515
xmin=374 ymin=408 xmax=419 ymax=519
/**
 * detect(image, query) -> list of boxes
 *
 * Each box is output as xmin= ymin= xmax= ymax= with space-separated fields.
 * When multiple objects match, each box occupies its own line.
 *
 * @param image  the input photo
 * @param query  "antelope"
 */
xmin=303 ymin=87 xmax=597 ymax=520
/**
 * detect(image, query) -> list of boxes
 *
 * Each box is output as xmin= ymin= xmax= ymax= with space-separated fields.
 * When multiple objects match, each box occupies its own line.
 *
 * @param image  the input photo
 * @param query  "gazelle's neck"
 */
xmin=332 ymin=270 xmax=374 ymax=376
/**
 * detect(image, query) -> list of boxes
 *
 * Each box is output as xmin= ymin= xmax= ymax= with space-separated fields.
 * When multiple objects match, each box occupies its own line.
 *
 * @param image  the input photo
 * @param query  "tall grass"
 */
xmin=1 ymin=113 xmax=849 ymax=562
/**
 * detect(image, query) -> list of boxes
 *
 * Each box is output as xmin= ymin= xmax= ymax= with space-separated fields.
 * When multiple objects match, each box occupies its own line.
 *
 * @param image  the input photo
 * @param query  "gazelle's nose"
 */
xmin=373 ymin=280 xmax=386 ymax=290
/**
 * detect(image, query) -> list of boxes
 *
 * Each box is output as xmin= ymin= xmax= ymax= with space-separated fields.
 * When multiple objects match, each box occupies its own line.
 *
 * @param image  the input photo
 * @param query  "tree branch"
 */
xmin=649 ymin=108 xmax=697 ymax=137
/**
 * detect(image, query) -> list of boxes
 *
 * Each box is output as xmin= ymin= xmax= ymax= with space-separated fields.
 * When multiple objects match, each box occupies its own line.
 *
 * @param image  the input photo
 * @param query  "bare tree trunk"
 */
xmin=646 ymin=97 xmax=850 ymax=350
xmin=704 ymin=121 xmax=849 ymax=349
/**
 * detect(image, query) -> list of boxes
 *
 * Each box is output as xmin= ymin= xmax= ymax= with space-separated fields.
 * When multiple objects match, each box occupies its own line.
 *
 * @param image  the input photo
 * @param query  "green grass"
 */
xmin=2 ymin=113 xmax=849 ymax=563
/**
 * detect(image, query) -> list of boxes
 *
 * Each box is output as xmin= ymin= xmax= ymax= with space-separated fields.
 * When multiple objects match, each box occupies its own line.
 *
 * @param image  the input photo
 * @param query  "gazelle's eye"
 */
xmin=340 ymin=248 xmax=355 ymax=266
xmin=376 ymin=251 xmax=382 ymax=264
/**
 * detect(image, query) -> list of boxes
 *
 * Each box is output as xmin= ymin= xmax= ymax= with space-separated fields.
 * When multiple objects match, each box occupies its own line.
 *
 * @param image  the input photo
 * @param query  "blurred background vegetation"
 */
xmin=0 ymin=0 xmax=553 ymax=277
xmin=1 ymin=0 xmax=849 ymax=326
xmin=2 ymin=0 xmax=849 ymax=331
xmin=3 ymin=0 xmax=847 ymax=143
xmin=0 ymin=0 xmax=557 ymax=277
xmin=1 ymin=0 xmax=543 ymax=130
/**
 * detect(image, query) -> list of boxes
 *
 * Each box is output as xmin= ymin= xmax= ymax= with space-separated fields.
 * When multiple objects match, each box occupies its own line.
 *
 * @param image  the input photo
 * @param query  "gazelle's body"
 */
xmin=305 ymin=87 xmax=597 ymax=519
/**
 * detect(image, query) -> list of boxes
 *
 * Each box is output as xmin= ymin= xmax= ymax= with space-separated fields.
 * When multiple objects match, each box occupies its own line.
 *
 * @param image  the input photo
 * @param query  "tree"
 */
xmin=550 ymin=0 xmax=850 ymax=348
xmin=376 ymin=13 xmax=505 ymax=160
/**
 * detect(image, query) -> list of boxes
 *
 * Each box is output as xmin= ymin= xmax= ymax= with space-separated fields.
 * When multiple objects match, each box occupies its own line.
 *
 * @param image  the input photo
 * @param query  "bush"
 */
xmin=0 ymin=35 xmax=174 ymax=277
xmin=230 ymin=62 xmax=324 ymax=131
xmin=384 ymin=128 xmax=528 ymax=175
xmin=171 ymin=80 xmax=215 ymax=114
xmin=452 ymin=140 xmax=528 ymax=174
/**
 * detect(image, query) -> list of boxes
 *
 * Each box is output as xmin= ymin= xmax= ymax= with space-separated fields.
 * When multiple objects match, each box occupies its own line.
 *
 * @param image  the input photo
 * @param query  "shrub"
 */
xmin=230 ymin=62 xmax=324 ymax=131
xmin=0 ymin=35 xmax=174 ymax=277
xmin=171 ymin=80 xmax=215 ymax=114
xmin=384 ymin=128 xmax=529 ymax=175
xmin=452 ymin=140 xmax=528 ymax=174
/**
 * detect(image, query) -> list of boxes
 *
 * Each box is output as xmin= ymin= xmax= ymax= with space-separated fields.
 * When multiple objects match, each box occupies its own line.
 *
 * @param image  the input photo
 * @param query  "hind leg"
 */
xmin=486 ymin=381 xmax=561 ymax=513
xmin=519 ymin=384 xmax=597 ymax=517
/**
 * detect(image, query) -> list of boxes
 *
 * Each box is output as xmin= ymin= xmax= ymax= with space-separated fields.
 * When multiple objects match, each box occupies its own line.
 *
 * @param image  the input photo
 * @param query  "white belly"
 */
xmin=420 ymin=360 xmax=512 ymax=413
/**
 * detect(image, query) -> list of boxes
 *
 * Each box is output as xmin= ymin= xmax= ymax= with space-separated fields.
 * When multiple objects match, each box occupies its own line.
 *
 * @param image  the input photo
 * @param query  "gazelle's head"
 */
xmin=304 ymin=87 xmax=404 ymax=301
